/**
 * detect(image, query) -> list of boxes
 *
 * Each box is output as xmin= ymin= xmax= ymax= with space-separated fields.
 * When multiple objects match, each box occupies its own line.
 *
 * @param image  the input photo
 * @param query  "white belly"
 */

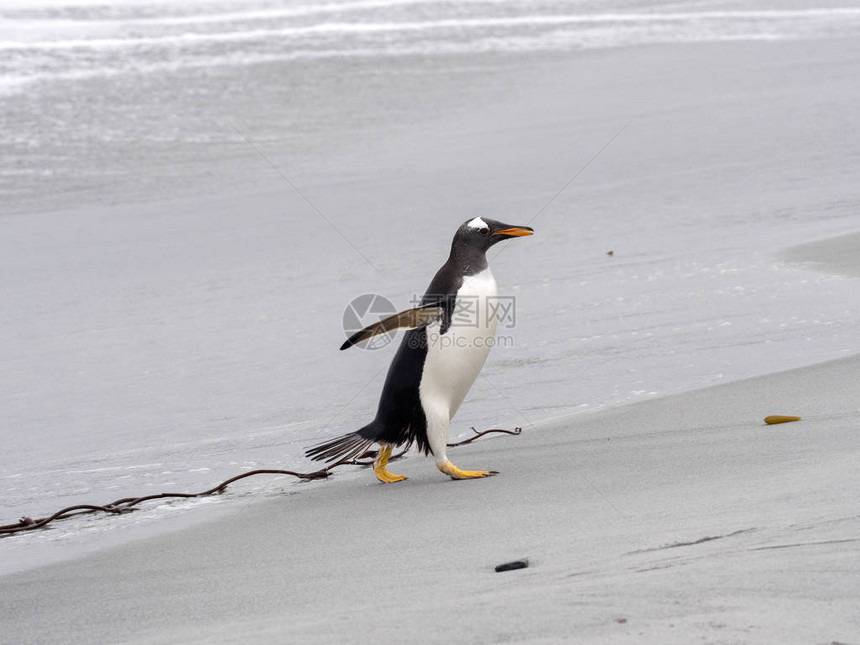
xmin=419 ymin=267 xmax=498 ymax=420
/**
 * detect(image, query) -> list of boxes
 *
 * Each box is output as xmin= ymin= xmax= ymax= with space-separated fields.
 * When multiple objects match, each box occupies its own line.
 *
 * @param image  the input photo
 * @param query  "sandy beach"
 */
xmin=3 ymin=350 xmax=859 ymax=644
xmin=2 ymin=2 xmax=860 ymax=643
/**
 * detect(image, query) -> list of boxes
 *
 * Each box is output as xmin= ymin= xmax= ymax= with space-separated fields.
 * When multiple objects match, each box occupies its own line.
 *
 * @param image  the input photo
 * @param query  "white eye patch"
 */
xmin=467 ymin=217 xmax=488 ymax=230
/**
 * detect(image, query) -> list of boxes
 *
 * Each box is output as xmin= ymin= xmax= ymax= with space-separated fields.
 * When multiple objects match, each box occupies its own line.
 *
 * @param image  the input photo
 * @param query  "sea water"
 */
xmin=4 ymin=0 xmax=860 ymax=212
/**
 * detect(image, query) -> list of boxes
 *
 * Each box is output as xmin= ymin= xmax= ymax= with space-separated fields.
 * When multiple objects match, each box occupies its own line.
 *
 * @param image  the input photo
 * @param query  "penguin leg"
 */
xmin=425 ymin=407 xmax=497 ymax=480
xmin=373 ymin=444 xmax=406 ymax=483
xmin=437 ymin=460 xmax=498 ymax=480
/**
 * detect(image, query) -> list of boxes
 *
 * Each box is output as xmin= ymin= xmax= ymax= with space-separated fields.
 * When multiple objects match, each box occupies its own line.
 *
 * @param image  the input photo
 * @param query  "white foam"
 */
xmin=92 ymin=0 xmax=437 ymax=27
xmin=4 ymin=9 xmax=860 ymax=52
xmin=1 ymin=5 xmax=859 ymax=104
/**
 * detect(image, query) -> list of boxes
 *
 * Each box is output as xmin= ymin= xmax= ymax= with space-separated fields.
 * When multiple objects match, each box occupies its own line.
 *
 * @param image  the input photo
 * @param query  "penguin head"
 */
xmin=446 ymin=217 xmax=534 ymax=272
xmin=455 ymin=217 xmax=534 ymax=252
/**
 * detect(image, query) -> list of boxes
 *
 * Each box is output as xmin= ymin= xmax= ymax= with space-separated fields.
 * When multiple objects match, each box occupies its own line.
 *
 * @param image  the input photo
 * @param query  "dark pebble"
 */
xmin=495 ymin=559 xmax=529 ymax=572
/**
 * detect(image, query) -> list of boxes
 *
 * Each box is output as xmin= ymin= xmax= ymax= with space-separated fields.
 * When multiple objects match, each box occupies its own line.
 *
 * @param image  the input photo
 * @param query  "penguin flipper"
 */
xmin=340 ymin=303 xmax=443 ymax=350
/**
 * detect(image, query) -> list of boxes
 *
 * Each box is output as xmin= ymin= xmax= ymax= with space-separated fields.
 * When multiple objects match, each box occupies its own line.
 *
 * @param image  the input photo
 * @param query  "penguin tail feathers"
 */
xmin=305 ymin=430 xmax=376 ymax=464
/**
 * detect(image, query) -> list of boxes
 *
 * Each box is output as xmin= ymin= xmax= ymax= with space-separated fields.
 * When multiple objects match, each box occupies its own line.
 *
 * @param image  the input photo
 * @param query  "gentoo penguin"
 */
xmin=306 ymin=217 xmax=533 ymax=481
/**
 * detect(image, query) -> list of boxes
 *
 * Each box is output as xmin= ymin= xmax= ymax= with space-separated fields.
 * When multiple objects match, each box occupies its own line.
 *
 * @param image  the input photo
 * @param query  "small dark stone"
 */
xmin=495 ymin=559 xmax=529 ymax=572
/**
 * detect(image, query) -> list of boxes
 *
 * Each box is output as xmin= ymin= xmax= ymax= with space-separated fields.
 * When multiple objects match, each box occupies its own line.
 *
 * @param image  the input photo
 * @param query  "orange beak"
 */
xmin=492 ymin=227 xmax=534 ymax=237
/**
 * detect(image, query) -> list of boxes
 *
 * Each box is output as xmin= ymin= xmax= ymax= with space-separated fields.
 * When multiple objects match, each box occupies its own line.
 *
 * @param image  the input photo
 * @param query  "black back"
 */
xmin=356 ymin=258 xmax=461 ymax=453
